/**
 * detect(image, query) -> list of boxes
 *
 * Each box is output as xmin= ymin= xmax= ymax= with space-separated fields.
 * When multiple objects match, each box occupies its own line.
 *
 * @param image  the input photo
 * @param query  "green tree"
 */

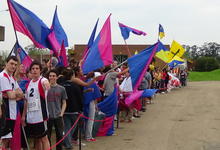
xmin=195 ymin=56 xmax=219 ymax=71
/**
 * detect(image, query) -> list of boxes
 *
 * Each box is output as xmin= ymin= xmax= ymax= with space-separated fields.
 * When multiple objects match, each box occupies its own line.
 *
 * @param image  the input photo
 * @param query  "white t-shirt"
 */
xmin=0 ymin=70 xmax=19 ymax=120
xmin=120 ymin=77 xmax=133 ymax=92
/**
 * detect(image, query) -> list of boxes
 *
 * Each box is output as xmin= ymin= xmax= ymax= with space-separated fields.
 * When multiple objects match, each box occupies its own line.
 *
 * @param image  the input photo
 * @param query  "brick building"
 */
xmin=69 ymin=44 xmax=170 ymax=68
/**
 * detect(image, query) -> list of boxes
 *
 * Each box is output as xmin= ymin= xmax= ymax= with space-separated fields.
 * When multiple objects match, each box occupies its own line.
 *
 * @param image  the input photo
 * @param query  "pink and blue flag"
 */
xmin=7 ymin=0 xmax=51 ymax=48
xmin=97 ymin=87 xmax=118 ymax=136
xmin=118 ymin=22 xmax=147 ymax=40
xmin=125 ymin=89 xmax=157 ymax=106
xmin=82 ymin=19 xmax=99 ymax=61
xmin=82 ymin=14 xmax=112 ymax=74
xmin=128 ymin=42 xmax=159 ymax=91
xmin=10 ymin=110 xmax=21 ymax=150
xmin=48 ymin=6 xmax=68 ymax=56
xmin=57 ymin=41 xmax=69 ymax=67
xmin=11 ymin=42 xmax=32 ymax=70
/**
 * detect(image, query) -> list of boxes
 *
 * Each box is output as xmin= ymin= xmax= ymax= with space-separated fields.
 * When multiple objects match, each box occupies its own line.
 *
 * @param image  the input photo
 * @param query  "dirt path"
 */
xmin=83 ymin=81 xmax=220 ymax=150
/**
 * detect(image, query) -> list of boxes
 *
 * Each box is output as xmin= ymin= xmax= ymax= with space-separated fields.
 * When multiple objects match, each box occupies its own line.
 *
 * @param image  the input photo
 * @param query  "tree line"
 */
xmin=183 ymin=42 xmax=220 ymax=71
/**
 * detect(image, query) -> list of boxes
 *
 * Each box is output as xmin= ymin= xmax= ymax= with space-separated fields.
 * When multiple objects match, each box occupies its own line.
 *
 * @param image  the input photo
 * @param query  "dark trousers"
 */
xmin=63 ymin=114 xmax=79 ymax=149
xmin=48 ymin=117 xmax=64 ymax=150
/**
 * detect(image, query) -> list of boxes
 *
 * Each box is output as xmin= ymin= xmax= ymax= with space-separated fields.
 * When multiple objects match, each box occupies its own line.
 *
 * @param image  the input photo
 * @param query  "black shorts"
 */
xmin=0 ymin=119 xmax=15 ymax=137
xmin=26 ymin=121 xmax=48 ymax=139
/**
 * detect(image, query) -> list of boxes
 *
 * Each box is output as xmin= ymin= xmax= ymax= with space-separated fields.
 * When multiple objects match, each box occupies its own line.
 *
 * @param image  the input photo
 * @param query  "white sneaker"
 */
xmin=72 ymin=140 xmax=86 ymax=146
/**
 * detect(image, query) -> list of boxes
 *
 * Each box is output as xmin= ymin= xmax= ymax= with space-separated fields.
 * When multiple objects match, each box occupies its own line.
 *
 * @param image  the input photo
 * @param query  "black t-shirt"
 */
xmin=61 ymin=80 xmax=83 ymax=113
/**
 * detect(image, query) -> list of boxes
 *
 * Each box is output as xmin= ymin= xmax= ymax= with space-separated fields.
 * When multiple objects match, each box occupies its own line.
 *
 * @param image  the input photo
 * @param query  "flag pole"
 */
xmin=7 ymin=0 xmax=20 ymax=58
xmin=123 ymin=40 xmax=132 ymax=57
xmin=105 ymin=59 xmax=128 ymax=74
xmin=22 ymin=126 xmax=30 ymax=150
xmin=7 ymin=0 xmax=19 ymax=43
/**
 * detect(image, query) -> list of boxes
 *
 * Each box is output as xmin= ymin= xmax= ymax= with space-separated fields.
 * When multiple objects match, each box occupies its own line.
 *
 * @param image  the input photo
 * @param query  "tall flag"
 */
xmin=57 ymin=41 xmax=69 ymax=67
xmin=159 ymin=24 xmax=165 ymax=39
xmin=168 ymin=40 xmax=185 ymax=59
xmin=82 ymin=14 xmax=112 ymax=74
xmin=11 ymin=42 xmax=32 ymax=70
xmin=128 ymin=42 xmax=159 ymax=91
xmin=7 ymin=0 xmax=51 ymax=48
xmin=97 ymin=87 xmax=118 ymax=136
xmin=118 ymin=22 xmax=147 ymax=40
xmin=48 ymin=6 xmax=68 ymax=56
xmin=82 ymin=19 xmax=99 ymax=61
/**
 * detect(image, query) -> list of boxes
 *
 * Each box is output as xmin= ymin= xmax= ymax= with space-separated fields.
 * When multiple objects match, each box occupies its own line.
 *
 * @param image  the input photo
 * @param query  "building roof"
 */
xmin=71 ymin=44 xmax=170 ymax=60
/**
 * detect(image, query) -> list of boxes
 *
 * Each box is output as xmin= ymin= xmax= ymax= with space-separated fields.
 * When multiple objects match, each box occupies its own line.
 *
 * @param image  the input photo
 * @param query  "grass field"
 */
xmin=189 ymin=69 xmax=220 ymax=81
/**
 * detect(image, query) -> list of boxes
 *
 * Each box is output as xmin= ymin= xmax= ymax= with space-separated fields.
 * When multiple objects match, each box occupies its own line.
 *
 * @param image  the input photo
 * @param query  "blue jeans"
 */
xmin=63 ymin=114 xmax=79 ymax=149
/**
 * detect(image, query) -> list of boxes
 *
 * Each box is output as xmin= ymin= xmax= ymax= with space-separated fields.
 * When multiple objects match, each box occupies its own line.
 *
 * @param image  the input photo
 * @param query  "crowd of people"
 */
xmin=0 ymin=56 xmax=188 ymax=150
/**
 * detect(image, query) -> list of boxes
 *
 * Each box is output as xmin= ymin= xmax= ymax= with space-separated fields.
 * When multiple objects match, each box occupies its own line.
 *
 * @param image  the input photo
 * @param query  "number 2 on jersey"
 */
xmin=29 ymin=88 xmax=34 ymax=97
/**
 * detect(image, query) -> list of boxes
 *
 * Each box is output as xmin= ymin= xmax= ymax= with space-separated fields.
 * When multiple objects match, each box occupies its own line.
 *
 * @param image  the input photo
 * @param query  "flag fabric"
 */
xmin=155 ymin=40 xmax=170 ymax=62
xmin=168 ymin=56 xmax=184 ymax=68
xmin=10 ymin=111 xmax=21 ymax=150
xmin=96 ymin=116 xmax=114 ymax=136
xmin=82 ymin=14 xmax=112 ymax=74
xmin=118 ymin=22 xmax=147 ymax=40
xmin=156 ymin=40 xmax=169 ymax=52
xmin=7 ymin=0 xmax=51 ymax=48
xmin=159 ymin=24 xmax=165 ymax=39
xmin=125 ymin=89 xmax=157 ymax=106
xmin=47 ymin=6 xmax=68 ymax=56
xmin=11 ymin=42 xmax=32 ymax=70
xmin=83 ymin=79 xmax=102 ymax=117
xmin=168 ymin=40 xmax=185 ymax=59
xmin=125 ymin=90 xmax=144 ymax=106
xmin=141 ymin=89 xmax=158 ymax=98
xmin=96 ymin=87 xmax=118 ymax=136
xmin=57 ymin=41 xmax=68 ymax=67
xmin=82 ymin=19 xmax=99 ymax=61
xmin=97 ymin=87 xmax=118 ymax=117
xmin=128 ymin=42 xmax=159 ymax=91
xmin=156 ymin=50 xmax=170 ymax=63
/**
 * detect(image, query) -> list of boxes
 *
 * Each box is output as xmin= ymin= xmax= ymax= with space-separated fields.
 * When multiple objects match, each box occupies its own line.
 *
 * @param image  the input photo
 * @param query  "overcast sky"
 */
xmin=1 ymin=0 xmax=220 ymax=53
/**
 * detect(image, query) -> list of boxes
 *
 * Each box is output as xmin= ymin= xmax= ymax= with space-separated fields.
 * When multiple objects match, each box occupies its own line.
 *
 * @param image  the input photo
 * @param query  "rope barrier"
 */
xmin=48 ymin=113 xmax=106 ymax=150
xmin=48 ymin=114 xmax=82 ymax=150
xmin=81 ymin=114 xmax=105 ymax=122
xmin=0 ymin=113 xmax=106 ymax=150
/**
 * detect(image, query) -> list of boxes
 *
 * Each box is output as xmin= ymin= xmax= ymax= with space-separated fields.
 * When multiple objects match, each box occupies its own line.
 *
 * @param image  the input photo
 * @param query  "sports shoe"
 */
xmin=86 ymin=138 xmax=96 ymax=142
xmin=72 ymin=140 xmax=86 ymax=146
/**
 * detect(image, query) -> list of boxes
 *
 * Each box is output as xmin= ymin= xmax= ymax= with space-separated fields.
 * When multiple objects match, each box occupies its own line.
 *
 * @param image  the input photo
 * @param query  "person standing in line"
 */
xmin=47 ymin=69 xmax=67 ymax=150
xmin=83 ymin=72 xmax=102 ymax=142
xmin=0 ymin=56 xmax=24 ymax=149
xmin=119 ymin=71 xmax=133 ymax=122
xmin=23 ymin=61 xmax=51 ymax=150
xmin=61 ymin=69 xmax=84 ymax=149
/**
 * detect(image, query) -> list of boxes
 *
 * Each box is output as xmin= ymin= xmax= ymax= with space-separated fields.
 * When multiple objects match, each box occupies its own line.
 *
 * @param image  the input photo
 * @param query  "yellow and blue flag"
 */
xmin=159 ymin=24 xmax=165 ymax=39
xmin=168 ymin=40 xmax=185 ymax=59
xmin=155 ymin=40 xmax=169 ymax=63
xmin=168 ymin=56 xmax=184 ymax=68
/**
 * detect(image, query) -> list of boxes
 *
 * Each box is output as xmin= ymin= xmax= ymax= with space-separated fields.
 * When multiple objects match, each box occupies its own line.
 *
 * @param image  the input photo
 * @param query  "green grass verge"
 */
xmin=189 ymin=69 xmax=220 ymax=81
